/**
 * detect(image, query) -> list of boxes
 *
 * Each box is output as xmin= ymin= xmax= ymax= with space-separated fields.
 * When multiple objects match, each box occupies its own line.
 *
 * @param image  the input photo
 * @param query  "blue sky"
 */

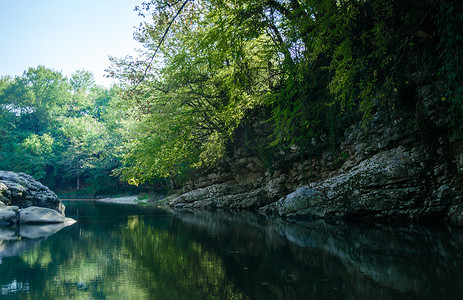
xmin=0 ymin=0 xmax=144 ymax=87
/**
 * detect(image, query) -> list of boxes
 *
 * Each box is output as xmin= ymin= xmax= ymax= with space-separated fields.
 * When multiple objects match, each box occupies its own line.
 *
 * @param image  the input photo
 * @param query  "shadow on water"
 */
xmin=1 ymin=201 xmax=463 ymax=299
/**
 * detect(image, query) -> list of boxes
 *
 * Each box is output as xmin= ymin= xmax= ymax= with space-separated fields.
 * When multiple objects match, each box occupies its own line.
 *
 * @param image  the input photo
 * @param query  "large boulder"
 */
xmin=260 ymin=145 xmax=456 ymax=221
xmin=18 ymin=206 xmax=75 ymax=224
xmin=1 ymin=206 xmax=76 ymax=226
xmin=0 ymin=171 xmax=64 ymax=215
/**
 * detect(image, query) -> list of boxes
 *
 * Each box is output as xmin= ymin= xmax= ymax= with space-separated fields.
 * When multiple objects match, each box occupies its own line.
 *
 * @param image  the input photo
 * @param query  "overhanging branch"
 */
xmin=131 ymin=0 xmax=190 ymax=92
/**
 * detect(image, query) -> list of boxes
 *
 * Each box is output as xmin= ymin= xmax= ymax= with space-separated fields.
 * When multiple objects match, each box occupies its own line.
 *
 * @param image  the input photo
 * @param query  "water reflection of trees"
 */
xmin=120 ymin=215 xmax=246 ymax=299
xmin=1 ymin=223 xmax=152 ymax=299
xmin=2 ymin=204 xmax=463 ymax=299
xmin=0 ymin=203 xmax=246 ymax=299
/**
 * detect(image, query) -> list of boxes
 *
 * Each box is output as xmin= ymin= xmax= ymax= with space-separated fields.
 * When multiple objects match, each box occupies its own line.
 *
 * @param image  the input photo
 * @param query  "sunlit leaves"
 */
xmin=112 ymin=0 xmax=280 ymax=183
xmin=21 ymin=133 xmax=55 ymax=156
xmin=111 ymin=0 xmax=454 ymax=185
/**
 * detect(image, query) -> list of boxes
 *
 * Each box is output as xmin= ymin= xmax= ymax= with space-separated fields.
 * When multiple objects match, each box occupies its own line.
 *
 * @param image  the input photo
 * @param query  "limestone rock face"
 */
xmin=168 ymin=85 xmax=463 ymax=225
xmin=259 ymin=98 xmax=462 ymax=223
xmin=0 ymin=171 xmax=64 ymax=215
xmin=260 ymin=186 xmax=325 ymax=217
xmin=260 ymin=145 xmax=453 ymax=220
xmin=169 ymin=183 xmax=274 ymax=210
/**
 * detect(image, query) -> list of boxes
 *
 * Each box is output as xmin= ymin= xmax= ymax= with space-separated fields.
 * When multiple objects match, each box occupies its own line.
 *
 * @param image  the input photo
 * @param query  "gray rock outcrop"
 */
xmin=169 ymin=183 xmax=273 ymax=210
xmin=260 ymin=145 xmax=454 ymax=220
xmin=0 ymin=171 xmax=64 ymax=215
xmin=258 ymin=91 xmax=462 ymax=223
xmin=166 ymin=83 xmax=463 ymax=225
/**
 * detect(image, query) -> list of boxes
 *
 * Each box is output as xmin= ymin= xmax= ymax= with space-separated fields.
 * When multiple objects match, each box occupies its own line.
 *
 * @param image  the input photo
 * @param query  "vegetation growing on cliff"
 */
xmin=1 ymin=0 xmax=461 ymax=192
xmin=109 ymin=0 xmax=462 ymax=186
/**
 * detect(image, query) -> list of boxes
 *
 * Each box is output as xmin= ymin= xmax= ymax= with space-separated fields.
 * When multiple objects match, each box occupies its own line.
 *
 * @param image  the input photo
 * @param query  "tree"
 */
xmin=109 ymin=0 xmax=452 ymax=187
xmin=58 ymin=116 xmax=110 ymax=189
xmin=14 ymin=133 xmax=56 ymax=179
xmin=13 ymin=66 xmax=70 ymax=133
xmin=0 ymin=76 xmax=17 ymax=169
xmin=0 ymin=67 xmax=71 ymax=180
xmin=110 ymin=0 xmax=281 ymax=184
xmin=0 ymin=67 xmax=126 ymax=193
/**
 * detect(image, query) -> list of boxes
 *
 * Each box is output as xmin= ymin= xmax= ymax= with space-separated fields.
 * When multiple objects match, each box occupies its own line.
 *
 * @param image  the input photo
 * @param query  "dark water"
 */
xmin=1 ymin=201 xmax=463 ymax=299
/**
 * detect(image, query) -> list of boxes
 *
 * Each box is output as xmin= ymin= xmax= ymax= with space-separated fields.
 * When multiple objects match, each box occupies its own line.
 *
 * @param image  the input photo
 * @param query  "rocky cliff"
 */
xmin=167 ymin=83 xmax=463 ymax=226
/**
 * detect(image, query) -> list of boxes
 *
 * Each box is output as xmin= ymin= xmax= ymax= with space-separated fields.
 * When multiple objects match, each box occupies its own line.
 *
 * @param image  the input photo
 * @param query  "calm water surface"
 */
xmin=1 ymin=201 xmax=463 ymax=299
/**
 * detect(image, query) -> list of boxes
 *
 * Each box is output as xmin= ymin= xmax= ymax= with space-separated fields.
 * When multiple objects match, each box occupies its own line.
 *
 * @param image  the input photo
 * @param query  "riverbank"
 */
xmin=60 ymin=194 xmax=168 ymax=206
xmin=60 ymin=196 xmax=143 ymax=205
xmin=97 ymin=196 xmax=142 ymax=205
xmin=62 ymin=94 xmax=463 ymax=226
xmin=96 ymin=195 xmax=169 ymax=206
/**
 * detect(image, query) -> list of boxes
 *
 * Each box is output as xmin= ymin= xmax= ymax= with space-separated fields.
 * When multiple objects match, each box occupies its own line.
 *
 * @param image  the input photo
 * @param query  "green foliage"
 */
xmin=435 ymin=0 xmax=463 ymax=135
xmin=107 ymin=0 xmax=457 ymax=185
xmin=15 ymin=133 xmax=56 ymax=179
xmin=58 ymin=115 xmax=109 ymax=185
xmin=1 ymin=0 xmax=457 ymax=192
xmin=111 ymin=0 xmax=277 ymax=184
xmin=0 ymin=66 xmax=128 ymax=193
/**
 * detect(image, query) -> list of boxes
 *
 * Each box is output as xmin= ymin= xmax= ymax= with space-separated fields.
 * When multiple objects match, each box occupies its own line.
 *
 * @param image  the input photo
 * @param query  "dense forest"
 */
xmin=1 ymin=0 xmax=461 ymax=196
xmin=0 ymin=67 xmax=134 ymax=195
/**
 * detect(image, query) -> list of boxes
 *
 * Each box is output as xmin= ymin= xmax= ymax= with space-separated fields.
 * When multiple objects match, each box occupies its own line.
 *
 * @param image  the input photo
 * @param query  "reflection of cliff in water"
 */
xmin=0 ymin=223 xmax=74 ymax=258
xmin=173 ymin=209 xmax=463 ymax=300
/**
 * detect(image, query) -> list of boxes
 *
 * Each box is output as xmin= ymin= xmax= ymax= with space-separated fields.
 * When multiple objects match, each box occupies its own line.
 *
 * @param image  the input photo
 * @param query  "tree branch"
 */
xmin=131 ymin=0 xmax=190 ymax=92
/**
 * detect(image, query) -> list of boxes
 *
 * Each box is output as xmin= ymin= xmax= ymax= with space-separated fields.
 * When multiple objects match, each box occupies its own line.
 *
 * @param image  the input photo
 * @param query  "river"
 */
xmin=1 ymin=201 xmax=463 ymax=299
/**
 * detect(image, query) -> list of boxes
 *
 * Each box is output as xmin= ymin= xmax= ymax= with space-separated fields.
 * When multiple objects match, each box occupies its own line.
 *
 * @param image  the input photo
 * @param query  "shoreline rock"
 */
xmin=0 ymin=206 xmax=19 ymax=226
xmin=165 ymin=97 xmax=463 ymax=226
xmin=0 ymin=171 xmax=75 ymax=227
xmin=0 ymin=206 xmax=76 ymax=226
xmin=259 ymin=145 xmax=455 ymax=222
xmin=19 ymin=206 xmax=76 ymax=225
xmin=96 ymin=196 xmax=143 ymax=205
xmin=0 ymin=171 xmax=65 ymax=215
